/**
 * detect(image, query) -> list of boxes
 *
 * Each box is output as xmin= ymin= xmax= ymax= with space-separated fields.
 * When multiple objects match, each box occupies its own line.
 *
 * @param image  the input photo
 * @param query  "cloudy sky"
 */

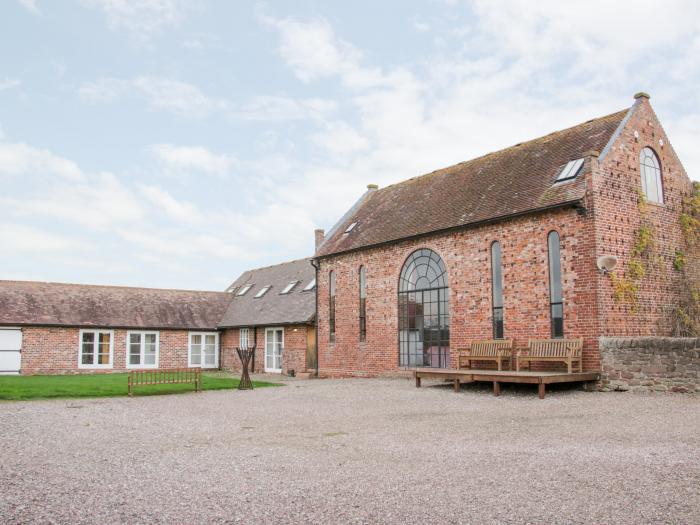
xmin=1 ymin=0 xmax=699 ymax=291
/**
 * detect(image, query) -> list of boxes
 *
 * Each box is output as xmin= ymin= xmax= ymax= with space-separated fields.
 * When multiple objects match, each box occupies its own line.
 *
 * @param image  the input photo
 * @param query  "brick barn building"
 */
xmin=0 ymin=281 xmax=231 ymax=374
xmin=313 ymin=94 xmax=697 ymax=377
xmin=219 ymin=258 xmax=316 ymax=376
xmin=0 ymin=259 xmax=316 ymax=376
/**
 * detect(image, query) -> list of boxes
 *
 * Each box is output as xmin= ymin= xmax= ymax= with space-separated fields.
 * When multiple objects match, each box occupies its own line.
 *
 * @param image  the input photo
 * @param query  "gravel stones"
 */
xmin=1 ymin=378 xmax=698 ymax=524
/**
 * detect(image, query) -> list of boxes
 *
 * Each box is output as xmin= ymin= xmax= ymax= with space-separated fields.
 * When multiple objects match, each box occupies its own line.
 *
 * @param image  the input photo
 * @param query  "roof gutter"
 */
xmin=0 ymin=322 xmax=222 ymax=331
xmin=315 ymin=198 xmax=585 ymax=260
xmin=217 ymin=319 xmax=315 ymax=330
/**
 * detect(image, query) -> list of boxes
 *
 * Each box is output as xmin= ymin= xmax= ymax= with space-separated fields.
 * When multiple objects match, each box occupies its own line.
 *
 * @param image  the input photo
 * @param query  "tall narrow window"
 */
xmin=639 ymin=147 xmax=663 ymax=204
xmin=239 ymin=328 xmax=249 ymax=349
xmin=329 ymin=270 xmax=336 ymax=343
xmin=491 ymin=241 xmax=504 ymax=339
xmin=359 ymin=266 xmax=367 ymax=342
xmin=547 ymin=231 xmax=564 ymax=338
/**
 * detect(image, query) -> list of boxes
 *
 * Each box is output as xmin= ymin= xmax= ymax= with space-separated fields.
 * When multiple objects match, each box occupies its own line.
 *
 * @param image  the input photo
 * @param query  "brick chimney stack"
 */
xmin=314 ymin=229 xmax=325 ymax=250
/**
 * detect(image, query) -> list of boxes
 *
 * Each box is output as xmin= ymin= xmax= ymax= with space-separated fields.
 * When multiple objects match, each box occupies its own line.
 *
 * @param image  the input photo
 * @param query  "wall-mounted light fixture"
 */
xmin=597 ymin=255 xmax=618 ymax=275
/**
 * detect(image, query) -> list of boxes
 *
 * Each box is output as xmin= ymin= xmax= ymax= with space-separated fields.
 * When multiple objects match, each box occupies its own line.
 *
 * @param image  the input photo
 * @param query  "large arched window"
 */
xmin=547 ymin=231 xmax=564 ymax=338
xmin=398 ymin=249 xmax=450 ymax=368
xmin=640 ymin=147 xmax=663 ymax=204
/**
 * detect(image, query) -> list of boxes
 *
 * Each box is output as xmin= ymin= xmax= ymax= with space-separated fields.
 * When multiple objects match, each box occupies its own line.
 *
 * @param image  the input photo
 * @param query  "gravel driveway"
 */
xmin=1 ymin=377 xmax=699 ymax=524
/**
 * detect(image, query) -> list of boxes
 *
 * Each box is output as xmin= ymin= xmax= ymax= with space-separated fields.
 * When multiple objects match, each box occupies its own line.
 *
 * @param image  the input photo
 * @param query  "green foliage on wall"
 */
xmin=673 ymin=181 xmax=700 ymax=336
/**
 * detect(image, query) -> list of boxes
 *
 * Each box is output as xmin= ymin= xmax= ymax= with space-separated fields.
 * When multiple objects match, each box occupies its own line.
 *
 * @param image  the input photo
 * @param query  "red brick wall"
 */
xmin=317 ymin=206 xmax=596 ymax=376
xmin=221 ymin=325 xmax=310 ymax=375
xmin=315 ymin=98 xmax=695 ymax=378
xmin=592 ymin=97 xmax=696 ymax=336
xmin=19 ymin=327 xmax=199 ymax=375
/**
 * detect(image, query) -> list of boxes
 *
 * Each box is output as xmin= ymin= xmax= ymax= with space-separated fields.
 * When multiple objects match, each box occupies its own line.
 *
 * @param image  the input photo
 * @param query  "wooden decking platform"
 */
xmin=410 ymin=368 xmax=600 ymax=399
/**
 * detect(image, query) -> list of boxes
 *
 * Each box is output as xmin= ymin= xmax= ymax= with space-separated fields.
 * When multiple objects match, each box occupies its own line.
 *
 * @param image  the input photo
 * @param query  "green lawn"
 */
xmin=0 ymin=372 xmax=279 ymax=400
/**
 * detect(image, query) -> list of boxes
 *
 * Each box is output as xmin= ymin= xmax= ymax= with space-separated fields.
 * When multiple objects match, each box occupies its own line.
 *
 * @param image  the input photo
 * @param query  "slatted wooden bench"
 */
xmin=128 ymin=368 xmax=202 ymax=396
xmin=516 ymin=339 xmax=583 ymax=373
xmin=457 ymin=340 xmax=514 ymax=371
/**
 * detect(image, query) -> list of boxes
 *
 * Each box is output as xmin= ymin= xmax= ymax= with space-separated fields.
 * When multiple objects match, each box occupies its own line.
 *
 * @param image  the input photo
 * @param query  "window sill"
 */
xmin=78 ymin=364 xmax=113 ymax=369
xmin=126 ymin=364 xmax=159 ymax=369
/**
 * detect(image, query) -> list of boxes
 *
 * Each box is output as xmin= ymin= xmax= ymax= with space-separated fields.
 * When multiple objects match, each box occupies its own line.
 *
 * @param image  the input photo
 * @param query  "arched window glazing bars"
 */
xmin=491 ymin=241 xmax=504 ymax=339
xmin=359 ymin=266 xmax=367 ymax=342
xmin=547 ymin=232 xmax=564 ymax=338
xmin=639 ymin=147 xmax=663 ymax=204
xmin=398 ymin=249 xmax=450 ymax=367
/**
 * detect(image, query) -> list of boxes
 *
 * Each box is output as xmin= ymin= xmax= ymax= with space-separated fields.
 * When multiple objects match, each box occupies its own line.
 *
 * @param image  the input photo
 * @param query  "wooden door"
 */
xmin=306 ymin=326 xmax=317 ymax=370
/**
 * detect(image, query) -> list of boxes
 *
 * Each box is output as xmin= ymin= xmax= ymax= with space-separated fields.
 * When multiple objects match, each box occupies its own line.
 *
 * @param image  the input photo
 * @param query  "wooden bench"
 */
xmin=516 ymin=339 xmax=583 ymax=373
xmin=457 ymin=340 xmax=514 ymax=371
xmin=128 ymin=368 xmax=202 ymax=396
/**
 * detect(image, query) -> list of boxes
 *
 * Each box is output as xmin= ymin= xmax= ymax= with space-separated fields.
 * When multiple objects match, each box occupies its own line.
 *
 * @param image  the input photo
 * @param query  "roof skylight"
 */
xmin=280 ymin=281 xmax=300 ymax=294
xmin=236 ymin=284 xmax=253 ymax=296
xmin=344 ymin=222 xmax=357 ymax=233
xmin=556 ymin=158 xmax=584 ymax=182
xmin=225 ymin=285 xmax=238 ymax=294
xmin=255 ymin=286 xmax=271 ymax=298
xmin=303 ymin=278 xmax=316 ymax=291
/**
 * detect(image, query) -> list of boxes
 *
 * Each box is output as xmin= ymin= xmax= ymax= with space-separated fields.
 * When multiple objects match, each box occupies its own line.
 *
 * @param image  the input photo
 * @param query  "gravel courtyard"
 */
xmin=1 ymin=377 xmax=699 ymax=524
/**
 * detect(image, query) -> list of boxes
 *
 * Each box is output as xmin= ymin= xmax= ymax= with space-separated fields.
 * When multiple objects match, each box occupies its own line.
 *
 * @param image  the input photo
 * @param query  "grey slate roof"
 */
xmin=0 ymin=280 xmax=232 ymax=330
xmin=218 ymin=258 xmax=315 ymax=328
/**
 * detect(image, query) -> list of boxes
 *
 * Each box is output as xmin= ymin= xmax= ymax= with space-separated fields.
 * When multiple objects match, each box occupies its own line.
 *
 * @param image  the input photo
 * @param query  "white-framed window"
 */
xmin=555 ymin=158 xmax=584 ymax=183
xmin=126 ymin=331 xmax=159 ymax=369
xmin=188 ymin=332 xmax=219 ymax=368
xmin=237 ymin=284 xmax=253 ymax=296
xmin=78 ymin=329 xmax=113 ymax=369
xmin=303 ymin=278 xmax=316 ymax=292
xmin=640 ymin=147 xmax=664 ymax=204
xmin=280 ymin=281 xmax=300 ymax=294
xmin=255 ymin=286 xmax=271 ymax=298
xmin=239 ymin=328 xmax=249 ymax=349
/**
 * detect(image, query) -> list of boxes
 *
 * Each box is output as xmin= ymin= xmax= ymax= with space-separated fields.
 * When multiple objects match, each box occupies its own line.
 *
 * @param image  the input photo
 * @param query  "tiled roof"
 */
xmin=0 ymin=281 xmax=232 ymax=330
xmin=218 ymin=258 xmax=315 ymax=327
xmin=316 ymin=108 xmax=629 ymax=257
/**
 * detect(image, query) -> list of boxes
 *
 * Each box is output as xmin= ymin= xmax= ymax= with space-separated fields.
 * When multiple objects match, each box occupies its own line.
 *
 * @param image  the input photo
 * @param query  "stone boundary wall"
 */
xmin=599 ymin=337 xmax=699 ymax=392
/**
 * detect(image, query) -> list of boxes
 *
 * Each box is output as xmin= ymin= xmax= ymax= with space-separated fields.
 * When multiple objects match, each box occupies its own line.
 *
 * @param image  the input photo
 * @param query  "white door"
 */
xmin=0 ymin=328 xmax=22 ymax=375
xmin=189 ymin=333 xmax=218 ymax=369
xmin=265 ymin=328 xmax=283 ymax=373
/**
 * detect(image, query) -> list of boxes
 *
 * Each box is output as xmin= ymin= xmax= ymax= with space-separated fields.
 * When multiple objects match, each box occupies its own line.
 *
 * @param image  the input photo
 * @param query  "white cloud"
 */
xmin=259 ymin=5 xmax=700 ymax=240
xmin=81 ymin=0 xmax=189 ymax=41
xmin=77 ymin=77 xmax=127 ymax=102
xmin=235 ymin=95 xmax=337 ymax=121
xmin=138 ymin=184 xmax=202 ymax=224
xmin=0 ymin=141 xmax=85 ymax=181
xmin=17 ymin=0 xmax=40 ymax=15
xmin=150 ymin=143 xmax=235 ymax=178
xmin=0 ymin=78 xmax=22 ymax=91
xmin=133 ymin=76 xmax=228 ymax=116
xmin=310 ymin=121 xmax=369 ymax=156
xmin=78 ymin=76 xmax=228 ymax=117
xmin=261 ymin=16 xmax=362 ymax=83
xmin=0 ymin=131 xmax=315 ymax=288
xmin=0 ymin=223 xmax=78 ymax=254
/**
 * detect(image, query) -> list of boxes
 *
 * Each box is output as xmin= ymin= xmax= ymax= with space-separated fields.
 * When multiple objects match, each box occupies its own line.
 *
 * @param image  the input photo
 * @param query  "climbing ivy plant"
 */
xmin=673 ymin=181 xmax=700 ymax=336
xmin=609 ymin=181 xmax=699 ymax=334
